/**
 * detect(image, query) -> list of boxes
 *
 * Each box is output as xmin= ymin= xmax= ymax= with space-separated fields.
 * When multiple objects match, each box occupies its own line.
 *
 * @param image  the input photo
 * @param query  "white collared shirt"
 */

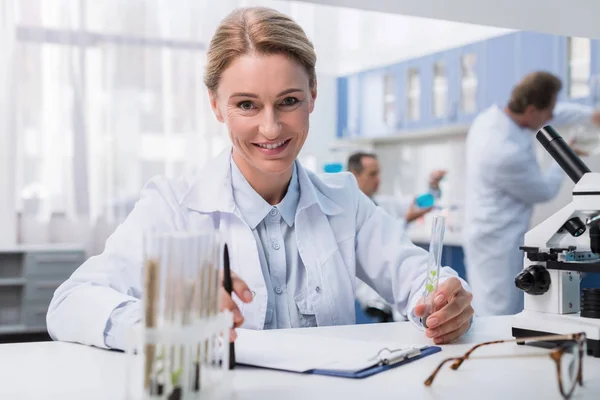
xmin=231 ymin=159 xmax=314 ymax=329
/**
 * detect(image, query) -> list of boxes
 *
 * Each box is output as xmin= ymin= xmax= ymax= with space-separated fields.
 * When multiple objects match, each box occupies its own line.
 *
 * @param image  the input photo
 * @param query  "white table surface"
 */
xmin=1 ymin=316 xmax=598 ymax=400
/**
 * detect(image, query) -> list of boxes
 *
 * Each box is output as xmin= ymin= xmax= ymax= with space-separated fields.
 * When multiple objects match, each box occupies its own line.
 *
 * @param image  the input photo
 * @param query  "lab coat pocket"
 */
xmin=294 ymin=291 xmax=317 ymax=328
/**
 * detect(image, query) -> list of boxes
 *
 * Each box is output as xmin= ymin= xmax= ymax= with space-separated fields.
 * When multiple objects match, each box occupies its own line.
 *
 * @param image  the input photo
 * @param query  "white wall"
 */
xmin=0 ymin=1 xmax=16 ymax=247
xmin=531 ymin=141 xmax=600 ymax=229
xmin=277 ymin=0 xmax=512 ymax=75
xmin=300 ymin=72 xmax=338 ymax=172
xmin=292 ymin=0 xmax=600 ymax=40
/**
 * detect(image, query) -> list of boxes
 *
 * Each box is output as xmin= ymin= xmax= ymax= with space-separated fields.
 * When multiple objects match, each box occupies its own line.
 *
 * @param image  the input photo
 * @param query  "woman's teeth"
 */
xmin=257 ymin=140 xmax=287 ymax=150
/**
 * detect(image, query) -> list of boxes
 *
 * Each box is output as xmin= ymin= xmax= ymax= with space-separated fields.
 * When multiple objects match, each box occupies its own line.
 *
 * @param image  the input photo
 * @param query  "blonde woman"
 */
xmin=48 ymin=7 xmax=474 ymax=351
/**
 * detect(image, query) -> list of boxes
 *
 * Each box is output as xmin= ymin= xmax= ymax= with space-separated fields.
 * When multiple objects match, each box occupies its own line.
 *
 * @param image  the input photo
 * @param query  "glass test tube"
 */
xmin=421 ymin=215 xmax=446 ymax=329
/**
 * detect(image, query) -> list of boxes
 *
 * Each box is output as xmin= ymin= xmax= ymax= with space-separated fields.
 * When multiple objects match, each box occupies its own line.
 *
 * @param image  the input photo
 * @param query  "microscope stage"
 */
xmin=512 ymin=311 xmax=600 ymax=357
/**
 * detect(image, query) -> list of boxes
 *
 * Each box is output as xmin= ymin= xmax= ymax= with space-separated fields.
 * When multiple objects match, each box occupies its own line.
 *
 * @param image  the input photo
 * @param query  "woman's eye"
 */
xmin=238 ymin=101 xmax=254 ymax=111
xmin=281 ymin=97 xmax=299 ymax=106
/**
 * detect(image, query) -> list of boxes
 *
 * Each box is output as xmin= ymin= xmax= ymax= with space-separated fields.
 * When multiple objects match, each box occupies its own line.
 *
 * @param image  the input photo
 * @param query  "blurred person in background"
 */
xmin=348 ymin=151 xmax=447 ymax=322
xmin=464 ymin=71 xmax=600 ymax=317
xmin=348 ymin=152 xmax=446 ymax=225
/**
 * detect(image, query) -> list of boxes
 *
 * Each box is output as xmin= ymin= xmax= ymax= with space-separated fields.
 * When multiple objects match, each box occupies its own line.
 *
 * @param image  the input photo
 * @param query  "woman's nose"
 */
xmin=260 ymin=109 xmax=282 ymax=139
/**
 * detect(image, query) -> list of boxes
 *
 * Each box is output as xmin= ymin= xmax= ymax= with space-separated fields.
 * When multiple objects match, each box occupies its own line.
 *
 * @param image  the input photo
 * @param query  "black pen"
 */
xmin=223 ymin=243 xmax=236 ymax=370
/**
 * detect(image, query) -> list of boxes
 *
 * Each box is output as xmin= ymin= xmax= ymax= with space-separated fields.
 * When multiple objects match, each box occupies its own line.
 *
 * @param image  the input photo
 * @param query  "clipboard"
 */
xmin=235 ymin=329 xmax=441 ymax=379
xmin=308 ymin=345 xmax=441 ymax=379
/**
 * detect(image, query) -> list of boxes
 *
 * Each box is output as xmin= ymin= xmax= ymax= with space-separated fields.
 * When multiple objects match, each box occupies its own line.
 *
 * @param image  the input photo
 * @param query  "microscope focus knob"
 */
xmin=515 ymin=265 xmax=551 ymax=295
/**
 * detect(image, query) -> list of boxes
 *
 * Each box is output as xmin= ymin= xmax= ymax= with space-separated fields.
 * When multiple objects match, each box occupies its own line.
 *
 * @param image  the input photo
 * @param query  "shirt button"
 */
xmin=315 ymin=286 xmax=321 ymax=293
xmin=275 ymin=286 xmax=283 ymax=295
xmin=272 ymin=241 xmax=281 ymax=250
xmin=269 ymin=208 xmax=278 ymax=216
xmin=251 ymin=291 xmax=256 ymax=298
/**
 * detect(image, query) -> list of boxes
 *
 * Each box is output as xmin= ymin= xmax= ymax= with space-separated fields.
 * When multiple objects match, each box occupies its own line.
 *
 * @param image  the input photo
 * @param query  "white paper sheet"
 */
xmin=235 ymin=328 xmax=420 ymax=373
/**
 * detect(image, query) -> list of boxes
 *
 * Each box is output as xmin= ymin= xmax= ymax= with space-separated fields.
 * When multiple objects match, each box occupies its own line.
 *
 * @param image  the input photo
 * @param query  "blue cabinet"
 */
xmin=393 ymin=63 xmax=407 ymax=131
xmin=428 ymin=50 xmax=456 ymax=127
xmin=335 ymin=31 xmax=600 ymax=139
xmin=454 ymin=42 xmax=486 ymax=124
xmin=359 ymin=67 xmax=393 ymax=137
xmin=402 ymin=57 xmax=430 ymax=131
xmin=480 ymin=33 xmax=518 ymax=110
xmin=590 ymin=39 xmax=600 ymax=106
xmin=336 ymin=77 xmax=348 ymax=138
xmin=555 ymin=36 xmax=599 ymax=106
xmin=346 ymin=74 xmax=361 ymax=138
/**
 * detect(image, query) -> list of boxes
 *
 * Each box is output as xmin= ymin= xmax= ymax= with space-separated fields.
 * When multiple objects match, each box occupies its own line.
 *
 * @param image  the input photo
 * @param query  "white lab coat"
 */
xmin=356 ymin=194 xmax=410 ymax=322
xmin=373 ymin=194 xmax=412 ymax=223
xmin=47 ymin=148 xmax=467 ymax=349
xmin=463 ymin=103 xmax=594 ymax=316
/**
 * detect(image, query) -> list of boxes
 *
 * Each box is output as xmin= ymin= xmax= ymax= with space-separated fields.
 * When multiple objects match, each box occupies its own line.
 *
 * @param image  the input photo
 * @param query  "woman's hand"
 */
xmin=220 ymin=271 xmax=253 ymax=341
xmin=413 ymin=277 xmax=474 ymax=344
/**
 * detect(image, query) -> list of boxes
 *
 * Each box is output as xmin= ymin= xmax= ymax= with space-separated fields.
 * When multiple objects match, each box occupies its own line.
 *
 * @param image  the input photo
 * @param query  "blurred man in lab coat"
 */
xmin=347 ymin=152 xmax=446 ymax=225
xmin=464 ymin=71 xmax=600 ymax=316
xmin=348 ymin=152 xmax=446 ymax=321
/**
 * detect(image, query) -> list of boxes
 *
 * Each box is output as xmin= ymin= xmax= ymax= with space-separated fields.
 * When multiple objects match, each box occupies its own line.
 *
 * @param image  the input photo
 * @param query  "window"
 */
xmin=567 ymin=37 xmax=591 ymax=99
xmin=12 ymin=0 xmax=222 ymax=223
xmin=460 ymin=53 xmax=478 ymax=114
xmin=383 ymin=72 xmax=396 ymax=127
xmin=432 ymin=61 xmax=447 ymax=118
xmin=407 ymin=68 xmax=420 ymax=121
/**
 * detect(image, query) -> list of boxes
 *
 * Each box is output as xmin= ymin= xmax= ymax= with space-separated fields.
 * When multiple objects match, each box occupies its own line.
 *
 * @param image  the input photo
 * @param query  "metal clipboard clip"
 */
xmin=369 ymin=346 xmax=429 ymax=366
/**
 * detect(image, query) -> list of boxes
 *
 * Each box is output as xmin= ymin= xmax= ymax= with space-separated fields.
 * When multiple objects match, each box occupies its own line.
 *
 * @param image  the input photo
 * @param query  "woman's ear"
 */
xmin=209 ymin=90 xmax=225 ymax=123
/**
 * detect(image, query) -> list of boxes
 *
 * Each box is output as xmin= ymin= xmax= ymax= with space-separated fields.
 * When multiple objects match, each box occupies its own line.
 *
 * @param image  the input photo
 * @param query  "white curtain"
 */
xmin=2 ymin=0 xmax=326 ymax=255
xmin=10 ymin=0 xmax=236 ymax=254
xmin=0 ymin=0 xmax=17 ymax=247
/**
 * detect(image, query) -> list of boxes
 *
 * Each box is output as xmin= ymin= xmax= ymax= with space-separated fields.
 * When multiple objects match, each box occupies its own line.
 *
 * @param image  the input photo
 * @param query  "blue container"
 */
xmin=415 ymin=193 xmax=435 ymax=208
xmin=323 ymin=163 xmax=344 ymax=173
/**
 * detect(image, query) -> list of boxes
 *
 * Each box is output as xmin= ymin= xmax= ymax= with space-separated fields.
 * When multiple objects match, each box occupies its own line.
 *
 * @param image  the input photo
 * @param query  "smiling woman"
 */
xmin=205 ymin=7 xmax=318 ymax=204
xmin=47 ymin=6 xmax=474 ymax=353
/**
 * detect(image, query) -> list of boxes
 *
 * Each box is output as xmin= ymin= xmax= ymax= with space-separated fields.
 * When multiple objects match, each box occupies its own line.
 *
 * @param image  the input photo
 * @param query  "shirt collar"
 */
xmin=230 ymin=157 xmax=300 ymax=229
xmin=277 ymin=162 xmax=299 ymax=227
xmin=181 ymin=146 xmax=343 ymax=218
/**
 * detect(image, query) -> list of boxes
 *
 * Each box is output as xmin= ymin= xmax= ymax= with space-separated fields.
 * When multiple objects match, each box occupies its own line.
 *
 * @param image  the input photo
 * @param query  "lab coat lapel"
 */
xmin=183 ymin=147 xmax=267 ymax=330
xmin=220 ymin=212 xmax=267 ymax=330
xmin=295 ymin=164 xmax=344 ymax=327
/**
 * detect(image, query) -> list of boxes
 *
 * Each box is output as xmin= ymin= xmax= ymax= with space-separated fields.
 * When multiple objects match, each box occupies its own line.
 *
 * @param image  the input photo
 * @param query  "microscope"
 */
xmin=512 ymin=125 xmax=600 ymax=357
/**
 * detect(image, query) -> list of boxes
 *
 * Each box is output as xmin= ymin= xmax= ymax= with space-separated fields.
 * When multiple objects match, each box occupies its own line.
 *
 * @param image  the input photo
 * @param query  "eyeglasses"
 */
xmin=424 ymin=332 xmax=587 ymax=399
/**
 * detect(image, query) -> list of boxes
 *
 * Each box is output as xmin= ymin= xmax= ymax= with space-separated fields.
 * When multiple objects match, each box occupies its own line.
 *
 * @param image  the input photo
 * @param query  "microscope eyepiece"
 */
xmin=562 ymin=217 xmax=586 ymax=237
xmin=537 ymin=125 xmax=591 ymax=184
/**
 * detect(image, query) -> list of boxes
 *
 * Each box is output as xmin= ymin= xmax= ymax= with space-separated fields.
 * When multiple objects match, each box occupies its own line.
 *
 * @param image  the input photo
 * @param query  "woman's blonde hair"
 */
xmin=204 ymin=7 xmax=317 ymax=93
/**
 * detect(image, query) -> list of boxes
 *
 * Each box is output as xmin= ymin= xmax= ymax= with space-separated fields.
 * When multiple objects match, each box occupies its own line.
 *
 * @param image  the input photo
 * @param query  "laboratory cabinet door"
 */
xmin=393 ymin=62 xmax=407 ymax=132
xmin=344 ymin=74 xmax=361 ymax=138
xmin=454 ymin=42 xmax=485 ymax=125
xmin=481 ymin=33 xmax=518 ymax=110
xmin=428 ymin=51 xmax=454 ymax=128
xmin=514 ymin=32 xmax=560 ymax=79
xmin=336 ymin=77 xmax=348 ymax=138
xmin=381 ymin=65 xmax=400 ymax=136
xmin=359 ymin=67 xmax=396 ymax=138
xmin=556 ymin=36 xmax=595 ymax=106
xmin=402 ymin=57 xmax=431 ymax=131
xmin=591 ymin=39 xmax=600 ymax=107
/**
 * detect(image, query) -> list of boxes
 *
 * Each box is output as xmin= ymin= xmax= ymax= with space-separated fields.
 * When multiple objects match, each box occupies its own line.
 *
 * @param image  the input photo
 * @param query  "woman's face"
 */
xmin=209 ymin=52 xmax=317 ymax=176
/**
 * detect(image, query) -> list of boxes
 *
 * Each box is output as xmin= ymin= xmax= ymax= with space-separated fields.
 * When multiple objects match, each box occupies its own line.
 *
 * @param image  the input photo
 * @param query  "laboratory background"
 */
xmin=1 ymin=0 xmax=600 ymax=338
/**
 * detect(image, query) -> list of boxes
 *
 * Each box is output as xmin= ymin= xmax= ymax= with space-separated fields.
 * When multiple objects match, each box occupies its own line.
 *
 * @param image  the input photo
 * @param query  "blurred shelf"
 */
xmin=0 ymin=243 xmax=84 ymax=253
xmin=0 ymin=325 xmax=26 ymax=334
xmin=330 ymin=123 xmax=470 ymax=149
xmin=0 ymin=278 xmax=26 ymax=286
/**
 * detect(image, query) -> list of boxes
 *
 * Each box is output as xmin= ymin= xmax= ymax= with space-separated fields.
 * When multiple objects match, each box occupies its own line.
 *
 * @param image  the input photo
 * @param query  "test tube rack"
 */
xmin=125 ymin=311 xmax=233 ymax=400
